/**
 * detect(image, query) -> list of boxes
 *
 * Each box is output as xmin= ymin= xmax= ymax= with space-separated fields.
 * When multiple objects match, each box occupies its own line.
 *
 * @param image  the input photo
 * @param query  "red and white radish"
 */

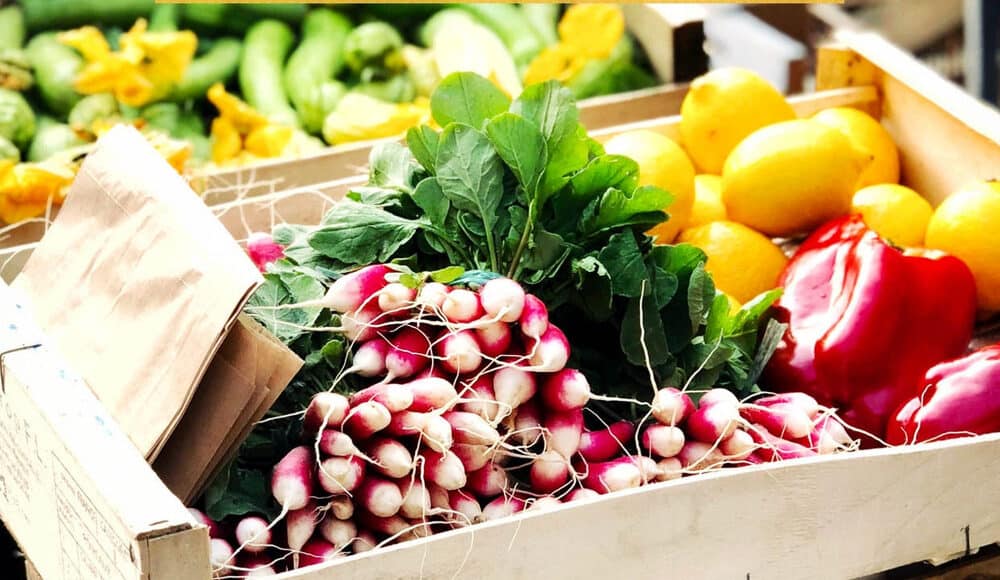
xmin=385 ymin=327 xmax=432 ymax=379
xmin=457 ymin=375 xmax=500 ymax=423
xmin=444 ymin=411 xmax=501 ymax=446
xmin=246 ymin=232 xmax=284 ymax=272
xmin=398 ymin=480 xmax=432 ymax=519
xmin=356 ymin=476 xmax=404 ymax=517
xmin=416 ymin=282 xmax=449 ymax=312
xmin=286 ymin=501 xmax=319 ymax=555
xmin=797 ymin=415 xmax=852 ymax=454
xmin=655 ymin=457 xmax=683 ymax=482
xmin=354 ymin=511 xmax=408 ymax=537
xmin=641 ymin=424 xmax=686 ymax=458
xmin=578 ymin=421 xmax=635 ymax=462
xmin=271 ymin=446 xmax=314 ymax=511
xmin=719 ymin=428 xmax=756 ymax=460
xmin=403 ymin=377 xmax=459 ymax=412
xmin=526 ymin=324 xmax=569 ymax=372
xmin=480 ymin=277 xmax=526 ymax=323
xmin=448 ymin=490 xmax=484 ymax=526
xmin=528 ymin=496 xmax=563 ymax=512
xmin=323 ymin=264 xmax=392 ymax=313
xmin=385 ymin=411 xmax=453 ymax=453
xmin=441 ymin=288 xmax=484 ymax=323
xmin=626 ymin=455 xmax=662 ymax=484
xmin=317 ymin=455 xmax=365 ymax=494
xmin=297 ymin=538 xmax=342 ymax=568
xmin=565 ymin=488 xmax=600 ymax=502
xmin=475 ymin=320 xmax=513 ymax=359
xmin=319 ymin=516 xmax=358 ymax=549
xmin=530 ymin=450 xmax=571 ymax=494
xmin=349 ymin=337 xmax=391 ymax=378
xmin=676 ymin=441 xmax=727 ymax=471
xmin=303 ymin=392 xmax=350 ymax=435
xmin=366 ymin=438 xmax=413 ymax=479
xmin=328 ymin=496 xmax=354 ymax=520
xmin=579 ymin=458 xmax=642 ymax=494
xmin=340 ymin=304 xmax=382 ymax=343
xmin=698 ymin=388 xmax=740 ymax=409
xmin=687 ymin=401 xmax=739 ymax=444
xmin=540 ymin=369 xmax=591 ymax=412
xmin=235 ymin=516 xmax=272 ymax=553
xmin=451 ymin=443 xmax=493 ymax=472
xmin=342 ymin=400 xmax=392 ymax=439
xmin=510 ymin=399 xmax=543 ymax=446
xmin=543 ymin=408 xmax=584 ymax=458
xmin=754 ymin=392 xmax=821 ymax=419
xmin=349 ymin=383 xmax=413 ymax=413
xmin=352 ymin=530 xmax=378 ymax=553
xmin=239 ymin=553 xmax=278 ymax=577
xmin=209 ymin=538 xmax=235 ymax=576
xmin=748 ymin=424 xmax=818 ymax=461
xmin=187 ymin=508 xmax=222 ymax=539
xmin=740 ymin=402 xmax=813 ymax=440
xmin=317 ymin=430 xmax=361 ymax=457
xmin=651 ymin=387 xmax=695 ymax=426
xmin=482 ymin=496 xmax=526 ymax=521
xmin=465 ymin=463 xmax=507 ymax=498
xmin=519 ymin=294 xmax=549 ymax=339
xmin=492 ymin=366 xmax=537 ymax=415
xmin=378 ymin=282 xmax=417 ymax=313
xmin=420 ymin=450 xmax=467 ymax=490
xmin=437 ymin=329 xmax=483 ymax=374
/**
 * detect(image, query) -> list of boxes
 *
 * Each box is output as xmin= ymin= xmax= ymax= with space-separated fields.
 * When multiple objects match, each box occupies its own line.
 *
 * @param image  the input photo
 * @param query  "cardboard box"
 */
xmin=4 ymin=30 xmax=1000 ymax=579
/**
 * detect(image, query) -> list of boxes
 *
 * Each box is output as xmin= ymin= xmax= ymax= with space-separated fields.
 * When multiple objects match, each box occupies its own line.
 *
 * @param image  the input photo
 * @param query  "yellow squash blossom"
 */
xmin=59 ymin=19 xmax=196 ymax=107
xmin=0 ymin=160 xmax=75 ymax=224
xmin=206 ymin=83 xmax=302 ymax=166
xmin=524 ymin=5 xmax=625 ymax=85
xmin=322 ymin=93 xmax=431 ymax=146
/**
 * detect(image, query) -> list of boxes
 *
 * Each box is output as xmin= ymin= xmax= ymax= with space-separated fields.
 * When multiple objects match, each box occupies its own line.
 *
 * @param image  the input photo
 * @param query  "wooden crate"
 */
xmin=4 ymin=30 xmax=1000 ymax=580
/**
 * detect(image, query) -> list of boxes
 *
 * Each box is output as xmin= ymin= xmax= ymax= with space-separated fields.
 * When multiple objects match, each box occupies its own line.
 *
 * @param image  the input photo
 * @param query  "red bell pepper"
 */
xmin=887 ymin=345 xmax=1000 ymax=445
xmin=762 ymin=215 xmax=977 ymax=440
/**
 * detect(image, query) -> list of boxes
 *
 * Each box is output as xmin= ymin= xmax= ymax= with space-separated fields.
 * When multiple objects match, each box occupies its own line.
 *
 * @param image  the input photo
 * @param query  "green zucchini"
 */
xmin=169 ymin=38 xmax=242 ymax=102
xmin=25 ymin=33 xmax=83 ymax=116
xmin=457 ymin=4 xmax=546 ymax=67
xmin=521 ymin=4 xmax=560 ymax=47
xmin=28 ymin=117 xmax=87 ymax=162
xmin=284 ymin=9 xmax=352 ymax=134
xmin=181 ymin=4 xmax=306 ymax=34
xmin=239 ymin=20 xmax=298 ymax=127
xmin=148 ymin=4 xmax=180 ymax=33
xmin=21 ymin=0 xmax=154 ymax=33
xmin=0 ymin=6 xmax=25 ymax=51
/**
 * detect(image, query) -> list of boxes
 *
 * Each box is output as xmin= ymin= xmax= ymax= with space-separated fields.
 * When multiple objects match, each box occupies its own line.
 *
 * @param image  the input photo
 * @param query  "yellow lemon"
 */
xmin=925 ymin=181 xmax=1000 ymax=312
xmin=687 ymin=174 xmax=727 ymax=228
xmin=679 ymin=68 xmax=796 ymax=175
xmin=722 ymin=119 xmax=870 ymax=237
xmin=813 ymin=107 xmax=900 ymax=188
xmin=851 ymin=184 xmax=932 ymax=247
xmin=679 ymin=221 xmax=788 ymax=304
xmin=603 ymin=129 xmax=695 ymax=243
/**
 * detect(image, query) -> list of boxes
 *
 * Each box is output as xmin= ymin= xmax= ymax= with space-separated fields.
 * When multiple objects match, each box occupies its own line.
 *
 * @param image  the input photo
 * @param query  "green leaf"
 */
xmin=204 ymin=461 xmax=276 ymax=521
xmin=320 ymin=338 xmax=346 ymax=366
xmin=726 ymin=287 xmax=783 ymax=354
xmin=597 ymin=232 xmax=647 ymax=298
xmin=686 ymin=263 xmax=715 ymax=332
xmin=245 ymin=273 xmax=322 ymax=343
xmin=368 ymin=142 xmax=421 ymax=192
xmin=485 ymin=112 xmax=547 ymax=197
xmin=430 ymin=72 xmax=511 ymax=129
xmin=309 ymin=200 xmax=422 ymax=264
xmin=705 ymin=293 xmax=732 ymax=343
xmin=571 ymin=256 xmax=614 ymax=321
xmin=569 ymin=154 xmax=639 ymax=201
xmin=406 ymin=125 xmax=440 ymax=173
xmin=620 ymin=294 xmax=671 ymax=366
xmin=430 ymin=265 xmax=465 ymax=283
xmin=411 ymin=177 xmax=450 ymax=229
xmin=270 ymin=224 xmax=315 ymax=265
xmin=646 ymin=262 xmax=678 ymax=309
xmin=521 ymin=226 xmax=569 ymax=278
xmin=650 ymin=243 xmax=707 ymax=277
xmin=589 ymin=185 xmax=672 ymax=233
xmin=745 ymin=319 xmax=787 ymax=389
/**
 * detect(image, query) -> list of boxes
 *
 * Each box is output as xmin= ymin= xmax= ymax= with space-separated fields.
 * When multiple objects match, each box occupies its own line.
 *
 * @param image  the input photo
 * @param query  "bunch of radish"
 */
xmin=202 ymin=264 xmax=856 ymax=576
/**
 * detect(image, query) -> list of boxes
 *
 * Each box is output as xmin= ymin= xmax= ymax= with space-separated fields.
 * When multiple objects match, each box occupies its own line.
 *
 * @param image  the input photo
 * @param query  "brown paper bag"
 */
xmin=13 ymin=125 xmax=266 ymax=460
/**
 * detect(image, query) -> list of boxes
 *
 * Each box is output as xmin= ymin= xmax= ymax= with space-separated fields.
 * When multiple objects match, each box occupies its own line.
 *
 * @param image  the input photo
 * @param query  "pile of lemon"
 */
xmin=603 ymin=68 xmax=1000 ymax=314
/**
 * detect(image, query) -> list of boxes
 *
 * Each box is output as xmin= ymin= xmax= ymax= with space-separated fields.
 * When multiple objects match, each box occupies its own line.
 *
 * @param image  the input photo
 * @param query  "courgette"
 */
xmin=0 ymin=6 xmax=25 ymax=51
xmin=148 ymin=4 xmax=180 ymax=33
xmin=521 ymin=4 xmax=560 ymax=47
xmin=169 ymin=38 xmax=242 ymax=102
xmin=181 ymin=4 xmax=306 ymax=34
xmin=285 ymin=9 xmax=352 ymax=134
xmin=28 ymin=117 xmax=87 ymax=162
xmin=25 ymin=33 xmax=83 ymax=116
xmin=21 ymin=0 xmax=154 ymax=33
xmin=239 ymin=20 xmax=298 ymax=127
xmin=456 ymin=4 xmax=546 ymax=68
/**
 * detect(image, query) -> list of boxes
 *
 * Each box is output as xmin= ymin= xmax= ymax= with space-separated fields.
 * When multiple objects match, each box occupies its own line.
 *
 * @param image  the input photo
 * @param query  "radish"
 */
xmin=349 ymin=383 xmax=414 ymax=413
xmin=187 ymin=508 xmax=222 ymax=539
xmin=427 ymin=483 xmax=451 ymax=511
xmin=209 ymin=538 xmax=234 ymax=576
xmin=676 ymin=441 xmax=727 ymax=471
xmin=457 ymin=375 xmax=500 ymax=423
xmin=348 ymin=337 xmax=391 ymax=378
xmin=544 ymin=408 xmax=584 ymax=458
xmin=386 ymin=411 xmax=453 ymax=453
xmin=641 ymin=424 xmax=686 ymax=458
xmin=744 ymin=452 xmax=768 ymax=465
xmin=687 ymin=401 xmax=739 ymax=443
xmin=317 ymin=430 xmax=361 ymax=457
xmin=754 ymin=392 xmax=821 ymax=418
xmin=578 ymin=421 xmax=636 ymax=462
xmin=441 ymin=288 xmax=484 ymax=323
xmin=366 ymin=438 xmax=413 ymax=479
xmin=355 ymin=511 xmax=409 ymax=538
xmin=540 ymin=369 xmax=591 ymax=412
xmin=655 ymin=457 xmax=683 ymax=482
xmin=511 ymin=400 xmax=543 ymax=446
xmin=340 ymin=304 xmax=382 ymax=343
xmin=286 ymin=502 xmax=318 ymax=562
xmin=420 ymin=450 xmax=467 ymax=490
xmin=796 ymin=416 xmax=852 ymax=454
xmin=235 ymin=516 xmax=272 ymax=553
xmin=740 ymin=403 xmax=813 ymax=440
xmin=271 ymin=446 xmax=314 ymax=511
xmin=480 ymin=277 xmax=526 ymax=323
xmin=239 ymin=553 xmax=278 ymax=577
xmin=626 ymin=455 xmax=662 ymax=484
xmin=303 ymin=392 xmax=350 ymax=435
xmin=448 ymin=490 xmax=484 ymax=526
xmin=492 ymin=366 xmax=537 ymax=415
xmin=580 ymin=458 xmax=642 ymax=494
xmin=328 ymin=496 xmax=354 ymax=520
xmin=530 ymin=450 xmax=571 ymax=494
xmin=378 ymin=282 xmax=417 ymax=313
xmin=385 ymin=327 xmax=432 ymax=379
xmin=356 ymin=476 xmax=404 ymax=517
xmin=528 ymin=496 xmax=563 ymax=512
xmin=719 ymin=429 xmax=756 ymax=460
xmin=565 ymin=488 xmax=600 ymax=502
xmin=403 ymin=377 xmax=459 ymax=412
xmin=298 ymin=538 xmax=341 ymax=568
xmin=451 ymin=443 xmax=493 ymax=472
xmin=399 ymin=519 xmax=433 ymax=541
xmin=444 ymin=411 xmax=501 ymax=446
xmin=416 ymin=282 xmax=450 ymax=312
xmin=415 ymin=365 xmax=447 ymax=380
xmin=482 ymin=496 xmax=526 ymax=521
xmin=319 ymin=517 xmax=358 ymax=548
xmin=698 ymin=388 xmax=741 ymax=409
xmin=352 ymin=530 xmax=378 ymax=553
xmin=526 ymin=324 xmax=570 ymax=372
xmin=317 ymin=455 xmax=365 ymax=494
xmin=475 ymin=320 xmax=513 ymax=359
xmin=398 ymin=480 xmax=432 ymax=519
xmin=438 ymin=329 xmax=483 ymax=374
xmin=246 ymin=232 xmax=284 ymax=272
xmin=651 ymin=387 xmax=695 ymax=426
xmin=342 ymin=400 xmax=392 ymax=439
xmin=466 ymin=463 xmax=508 ymax=498
xmin=748 ymin=424 xmax=818 ymax=461
xmin=519 ymin=294 xmax=549 ymax=339
xmin=323 ymin=264 xmax=392 ymax=313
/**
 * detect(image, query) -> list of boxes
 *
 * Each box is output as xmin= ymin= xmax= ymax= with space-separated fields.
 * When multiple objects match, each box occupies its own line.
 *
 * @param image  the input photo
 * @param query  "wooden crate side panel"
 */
xmin=145 ymin=528 xmax=212 ymax=580
xmin=277 ymin=436 xmax=1000 ymax=580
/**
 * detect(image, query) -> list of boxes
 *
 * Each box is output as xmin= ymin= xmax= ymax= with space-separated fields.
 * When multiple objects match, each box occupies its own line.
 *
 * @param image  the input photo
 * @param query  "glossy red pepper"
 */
xmin=887 ymin=345 xmax=1000 ymax=445
xmin=762 ymin=215 xmax=977 ymax=440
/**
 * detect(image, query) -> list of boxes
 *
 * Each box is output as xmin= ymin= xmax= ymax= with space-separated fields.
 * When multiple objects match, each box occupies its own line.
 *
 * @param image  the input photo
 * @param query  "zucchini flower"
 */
xmin=524 ymin=5 xmax=625 ymax=87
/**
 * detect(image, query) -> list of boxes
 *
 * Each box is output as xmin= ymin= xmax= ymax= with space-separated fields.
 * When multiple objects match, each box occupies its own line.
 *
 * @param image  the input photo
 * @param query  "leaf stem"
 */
xmin=507 ymin=199 xmax=536 ymax=280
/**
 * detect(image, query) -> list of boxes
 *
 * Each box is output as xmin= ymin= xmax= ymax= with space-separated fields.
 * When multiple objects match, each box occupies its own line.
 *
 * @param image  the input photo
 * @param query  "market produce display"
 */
xmin=0 ymin=1 xmax=658 ymax=226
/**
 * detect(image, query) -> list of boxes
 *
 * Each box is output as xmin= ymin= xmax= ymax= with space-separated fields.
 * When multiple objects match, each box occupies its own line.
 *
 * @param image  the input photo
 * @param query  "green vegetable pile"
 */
xmin=209 ymin=71 xmax=782 ymax=521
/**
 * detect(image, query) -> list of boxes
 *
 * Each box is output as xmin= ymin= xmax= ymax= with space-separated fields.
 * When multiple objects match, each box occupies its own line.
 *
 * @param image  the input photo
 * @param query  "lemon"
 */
xmin=722 ymin=119 xmax=870 ymax=237
xmin=603 ymin=129 xmax=695 ymax=243
xmin=852 ymin=184 xmax=932 ymax=247
xmin=925 ymin=181 xmax=1000 ymax=312
xmin=686 ymin=174 xmax=727 ymax=229
xmin=813 ymin=107 xmax=900 ymax=188
xmin=679 ymin=68 xmax=796 ymax=175
xmin=679 ymin=221 xmax=788 ymax=304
